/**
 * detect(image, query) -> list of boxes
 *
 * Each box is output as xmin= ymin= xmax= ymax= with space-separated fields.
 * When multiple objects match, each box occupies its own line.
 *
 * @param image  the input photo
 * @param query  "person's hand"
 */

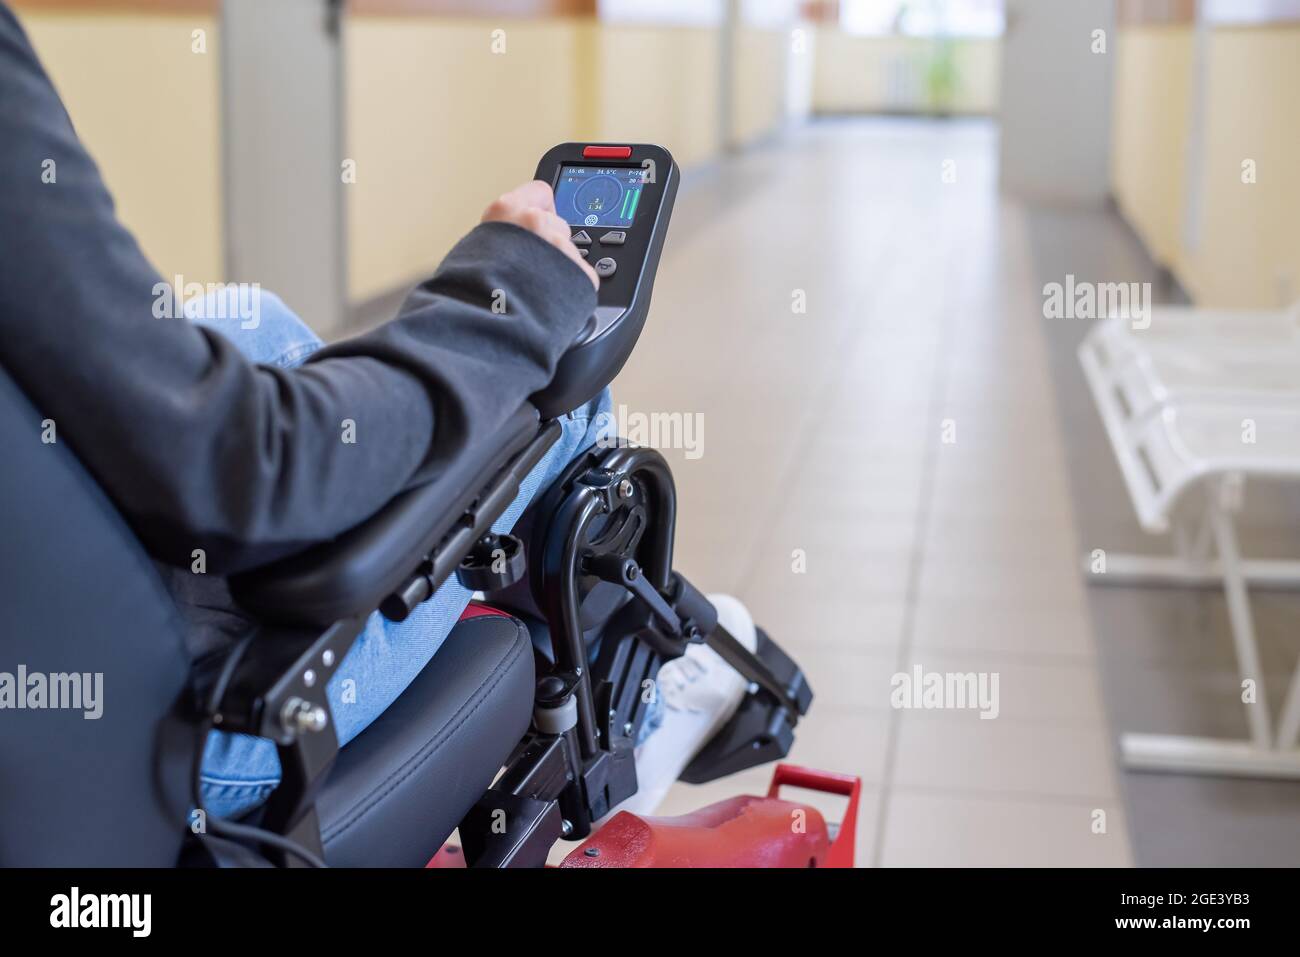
xmin=482 ymin=180 xmax=599 ymax=290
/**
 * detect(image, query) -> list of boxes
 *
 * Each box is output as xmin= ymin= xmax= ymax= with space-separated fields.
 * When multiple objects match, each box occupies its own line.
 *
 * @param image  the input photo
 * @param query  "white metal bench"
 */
xmin=1081 ymin=304 xmax=1300 ymax=426
xmin=1078 ymin=306 xmax=1300 ymax=779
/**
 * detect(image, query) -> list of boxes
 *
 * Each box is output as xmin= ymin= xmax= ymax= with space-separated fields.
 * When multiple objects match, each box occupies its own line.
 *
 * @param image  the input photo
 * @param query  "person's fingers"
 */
xmin=543 ymin=211 xmax=573 ymax=246
xmin=519 ymin=179 xmax=557 ymax=213
xmin=480 ymin=183 xmax=595 ymax=289
xmin=524 ymin=207 xmax=572 ymax=248
xmin=489 ymin=179 xmax=555 ymax=215
xmin=545 ymin=210 xmax=597 ymax=288
xmin=516 ymin=206 xmax=547 ymax=233
xmin=481 ymin=194 xmax=510 ymax=222
xmin=483 ymin=181 xmax=558 ymax=223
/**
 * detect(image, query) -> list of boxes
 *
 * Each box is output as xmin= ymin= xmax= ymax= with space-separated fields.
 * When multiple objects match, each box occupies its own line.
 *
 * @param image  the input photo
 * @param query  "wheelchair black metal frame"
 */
xmin=457 ymin=439 xmax=812 ymax=866
xmin=206 ymin=419 xmax=811 ymax=867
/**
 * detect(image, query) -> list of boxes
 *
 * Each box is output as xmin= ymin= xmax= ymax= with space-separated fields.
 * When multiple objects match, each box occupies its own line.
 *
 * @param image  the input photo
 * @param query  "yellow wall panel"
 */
xmin=732 ymin=26 xmax=789 ymax=146
xmin=593 ymin=25 xmax=721 ymax=169
xmin=1110 ymin=25 xmax=1193 ymax=268
xmin=344 ymin=17 xmax=582 ymax=301
xmin=345 ymin=20 xmax=729 ymax=302
xmin=1176 ymin=26 xmax=1300 ymax=307
xmin=22 ymin=13 xmax=223 ymax=284
xmin=14 ymin=10 xmax=818 ymax=308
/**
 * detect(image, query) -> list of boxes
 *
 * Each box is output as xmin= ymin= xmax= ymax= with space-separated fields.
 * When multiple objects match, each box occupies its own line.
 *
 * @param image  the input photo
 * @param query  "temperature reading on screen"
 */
xmin=554 ymin=166 xmax=645 ymax=229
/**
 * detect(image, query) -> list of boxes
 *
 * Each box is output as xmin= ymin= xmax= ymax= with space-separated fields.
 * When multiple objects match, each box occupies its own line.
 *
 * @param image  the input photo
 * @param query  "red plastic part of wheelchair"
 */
xmin=559 ymin=764 xmax=861 ymax=868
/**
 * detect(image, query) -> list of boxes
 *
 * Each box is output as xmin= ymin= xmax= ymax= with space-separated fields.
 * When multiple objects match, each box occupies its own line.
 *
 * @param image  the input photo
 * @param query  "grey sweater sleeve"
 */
xmin=0 ymin=4 xmax=596 ymax=573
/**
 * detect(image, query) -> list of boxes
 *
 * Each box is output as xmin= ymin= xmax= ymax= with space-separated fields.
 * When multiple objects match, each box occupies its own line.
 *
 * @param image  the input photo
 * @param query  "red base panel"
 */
xmin=560 ymin=764 xmax=862 ymax=868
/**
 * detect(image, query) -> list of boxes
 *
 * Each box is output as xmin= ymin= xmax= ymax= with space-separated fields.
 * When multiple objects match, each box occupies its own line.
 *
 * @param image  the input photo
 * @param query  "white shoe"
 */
xmin=613 ymin=593 xmax=759 ymax=817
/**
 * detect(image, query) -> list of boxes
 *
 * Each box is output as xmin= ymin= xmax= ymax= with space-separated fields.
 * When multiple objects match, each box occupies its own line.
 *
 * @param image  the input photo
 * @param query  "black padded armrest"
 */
xmin=230 ymin=405 xmax=543 ymax=627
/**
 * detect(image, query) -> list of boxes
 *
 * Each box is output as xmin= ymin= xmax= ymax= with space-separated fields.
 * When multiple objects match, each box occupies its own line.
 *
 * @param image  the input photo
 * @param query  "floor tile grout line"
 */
xmin=790 ymin=640 xmax=1102 ymax=665
xmin=868 ymin=223 xmax=970 ymax=867
xmin=821 ymin=708 xmax=1116 ymax=731
xmin=885 ymin=782 xmax=1126 ymax=807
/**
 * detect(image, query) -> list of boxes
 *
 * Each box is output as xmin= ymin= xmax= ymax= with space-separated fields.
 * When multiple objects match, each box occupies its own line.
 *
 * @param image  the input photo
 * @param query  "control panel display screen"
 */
xmin=553 ymin=165 xmax=646 ymax=229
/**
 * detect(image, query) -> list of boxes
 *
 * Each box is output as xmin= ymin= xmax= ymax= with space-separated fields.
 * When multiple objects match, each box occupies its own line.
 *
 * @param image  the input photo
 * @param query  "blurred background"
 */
xmin=15 ymin=0 xmax=1300 ymax=866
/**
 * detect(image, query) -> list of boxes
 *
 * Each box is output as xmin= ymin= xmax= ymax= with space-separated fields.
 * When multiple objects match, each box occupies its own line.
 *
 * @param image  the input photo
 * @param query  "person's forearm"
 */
xmin=308 ymin=220 xmax=596 ymax=490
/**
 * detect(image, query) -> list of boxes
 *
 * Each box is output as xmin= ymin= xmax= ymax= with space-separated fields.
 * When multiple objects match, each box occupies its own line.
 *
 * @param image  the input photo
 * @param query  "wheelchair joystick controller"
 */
xmin=528 ymin=144 xmax=678 ymax=420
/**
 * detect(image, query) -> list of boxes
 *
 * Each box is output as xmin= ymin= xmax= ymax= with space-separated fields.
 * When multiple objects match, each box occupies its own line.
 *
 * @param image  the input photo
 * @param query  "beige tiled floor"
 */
xmin=615 ymin=118 xmax=1132 ymax=866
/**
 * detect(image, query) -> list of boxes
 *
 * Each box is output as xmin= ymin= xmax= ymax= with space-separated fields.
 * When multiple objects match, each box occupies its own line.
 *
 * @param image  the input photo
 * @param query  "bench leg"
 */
xmin=1087 ymin=493 xmax=1300 ymax=778
xmin=1208 ymin=500 xmax=1273 ymax=749
xmin=1120 ymin=734 xmax=1300 ymax=779
xmin=1083 ymin=554 xmax=1300 ymax=589
xmin=1276 ymin=658 xmax=1300 ymax=751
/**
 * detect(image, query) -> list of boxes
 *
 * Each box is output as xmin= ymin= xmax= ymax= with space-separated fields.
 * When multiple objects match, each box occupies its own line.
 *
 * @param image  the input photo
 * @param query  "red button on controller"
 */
xmin=582 ymin=146 xmax=633 ymax=159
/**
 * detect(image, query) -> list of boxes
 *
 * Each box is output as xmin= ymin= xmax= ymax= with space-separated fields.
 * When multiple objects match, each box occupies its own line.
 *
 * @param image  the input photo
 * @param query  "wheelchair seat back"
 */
xmin=0 ymin=366 xmax=193 ymax=866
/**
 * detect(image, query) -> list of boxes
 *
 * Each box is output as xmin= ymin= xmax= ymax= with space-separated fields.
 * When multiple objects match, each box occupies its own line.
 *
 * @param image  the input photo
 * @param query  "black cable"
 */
xmin=205 ymin=816 xmax=328 ymax=869
xmin=191 ymin=633 xmax=328 ymax=869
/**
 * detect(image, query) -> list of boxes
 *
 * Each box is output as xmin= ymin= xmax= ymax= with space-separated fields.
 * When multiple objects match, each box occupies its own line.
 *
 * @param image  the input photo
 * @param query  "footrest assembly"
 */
xmin=680 ymin=628 xmax=813 ymax=784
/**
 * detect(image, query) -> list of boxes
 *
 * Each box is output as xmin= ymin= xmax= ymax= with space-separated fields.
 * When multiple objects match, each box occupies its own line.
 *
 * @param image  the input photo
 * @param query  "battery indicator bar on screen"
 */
xmin=623 ymin=187 xmax=642 ymax=222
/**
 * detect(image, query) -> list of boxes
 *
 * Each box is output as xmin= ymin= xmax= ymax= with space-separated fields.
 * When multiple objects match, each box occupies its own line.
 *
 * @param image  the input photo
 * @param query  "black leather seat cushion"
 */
xmin=316 ymin=613 xmax=534 ymax=867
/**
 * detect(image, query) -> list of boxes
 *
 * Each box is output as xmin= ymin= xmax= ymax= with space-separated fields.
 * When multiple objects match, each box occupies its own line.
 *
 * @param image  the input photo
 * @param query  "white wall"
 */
xmin=223 ymin=0 xmax=346 ymax=331
xmin=998 ymin=0 xmax=1117 ymax=205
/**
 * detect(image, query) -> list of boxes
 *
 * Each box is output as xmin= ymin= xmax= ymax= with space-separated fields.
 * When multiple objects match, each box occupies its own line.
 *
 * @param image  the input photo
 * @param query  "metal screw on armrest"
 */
xmin=281 ymin=697 xmax=329 ymax=736
xmin=617 ymin=479 xmax=634 ymax=499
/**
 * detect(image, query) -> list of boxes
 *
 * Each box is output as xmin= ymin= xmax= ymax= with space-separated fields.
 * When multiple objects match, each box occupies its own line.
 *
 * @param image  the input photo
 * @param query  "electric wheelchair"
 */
xmin=0 ymin=145 xmax=860 ymax=868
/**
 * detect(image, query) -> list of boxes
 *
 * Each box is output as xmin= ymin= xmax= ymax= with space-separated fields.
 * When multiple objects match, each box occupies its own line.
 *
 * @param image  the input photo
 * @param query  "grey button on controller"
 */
xmin=571 ymin=230 xmax=592 ymax=246
xmin=598 ymin=230 xmax=626 ymax=246
xmin=593 ymin=257 xmax=617 ymax=278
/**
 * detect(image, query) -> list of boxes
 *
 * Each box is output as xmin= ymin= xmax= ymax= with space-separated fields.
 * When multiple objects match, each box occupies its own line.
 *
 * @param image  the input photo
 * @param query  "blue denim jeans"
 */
xmin=188 ymin=289 xmax=613 ymax=818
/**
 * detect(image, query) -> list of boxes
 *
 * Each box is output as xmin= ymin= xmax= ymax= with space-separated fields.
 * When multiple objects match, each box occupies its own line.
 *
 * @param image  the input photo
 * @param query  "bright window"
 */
xmin=840 ymin=0 xmax=1005 ymax=38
